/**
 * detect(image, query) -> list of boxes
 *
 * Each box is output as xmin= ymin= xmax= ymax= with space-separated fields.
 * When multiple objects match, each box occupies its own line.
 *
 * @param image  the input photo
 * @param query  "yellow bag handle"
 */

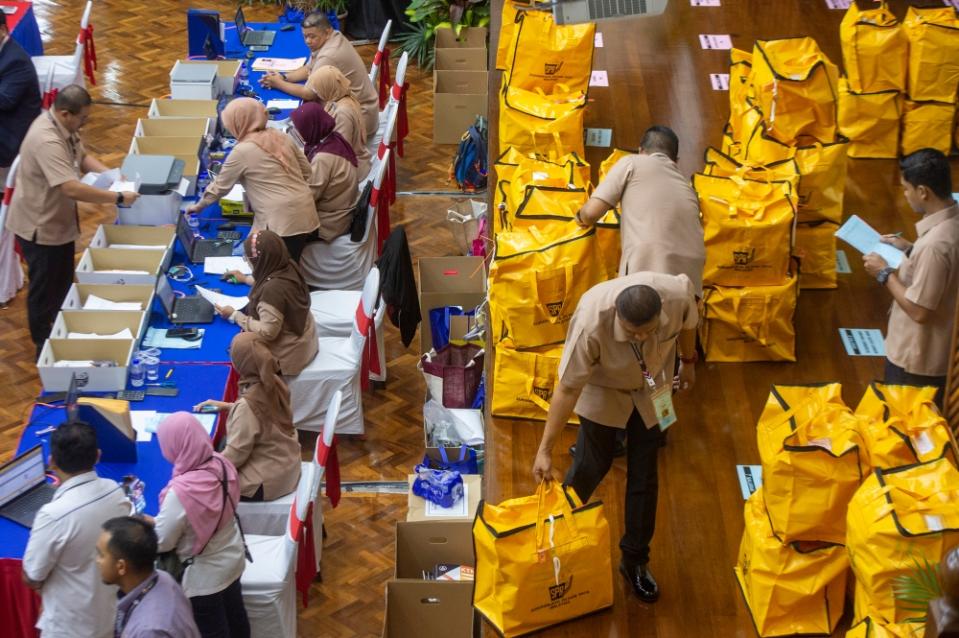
xmin=534 ymin=480 xmax=580 ymax=554
xmin=531 ymin=264 xmax=575 ymax=325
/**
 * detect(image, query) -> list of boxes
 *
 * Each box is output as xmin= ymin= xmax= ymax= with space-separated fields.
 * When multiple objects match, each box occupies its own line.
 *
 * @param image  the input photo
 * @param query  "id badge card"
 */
xmin=651 ymin=386 xmax=677 ymax=431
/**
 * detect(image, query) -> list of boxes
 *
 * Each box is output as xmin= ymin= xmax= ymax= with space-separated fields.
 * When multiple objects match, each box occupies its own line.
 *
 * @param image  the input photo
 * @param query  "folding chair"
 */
xmin=368 ymin=20 xmax=393 ymax=110
xmin=32 ymin=0 xmax=96 ymax=107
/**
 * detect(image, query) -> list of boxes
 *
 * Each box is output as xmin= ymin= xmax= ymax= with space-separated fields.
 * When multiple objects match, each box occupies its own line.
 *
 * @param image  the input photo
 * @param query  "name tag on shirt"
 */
xmin=651 ymin=386 xmax=677 ymax=431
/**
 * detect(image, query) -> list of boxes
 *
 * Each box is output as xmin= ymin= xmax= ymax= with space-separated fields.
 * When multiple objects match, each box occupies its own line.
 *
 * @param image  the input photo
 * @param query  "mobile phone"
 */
xmin=199 ymin=405 xmax=219 ymax=413
xmin=167 ymin=328 xmax=199 ymax=339
xmin=249 ymin=45 xmax=270 ymax=52
xmin=115 ymin=390 xmax=146 ymax=401
xmin=145 ymin=386 xmax=179 ymax=397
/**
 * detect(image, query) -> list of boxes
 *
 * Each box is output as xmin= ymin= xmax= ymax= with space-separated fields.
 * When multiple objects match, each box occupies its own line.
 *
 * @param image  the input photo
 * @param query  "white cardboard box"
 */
xmin=135 ymin=117 xmax=212 ymax=139
xmin=51 ymin=310 xmax=147 ymax=341
xmin=117 ymin=192 xmax=185 ymax=226
xmin=90 ymin=225 xmax=175 ymax=270
xmin=61 ymin=283 xmax=155 ymax=313
xmin=38 ymin=339 xmax=134 ymax=392
xmin=75 ymin=248 xmax=164 ymax=286
xmin=179 ymin=59 xmax=241 ymax=96
xmin=147 ymin=99 xmax=218 ymax=137
xmin=128 ymin=136 xmax=202 ymax=195
xmin=169 ymin=60 xmax=219 ymax=100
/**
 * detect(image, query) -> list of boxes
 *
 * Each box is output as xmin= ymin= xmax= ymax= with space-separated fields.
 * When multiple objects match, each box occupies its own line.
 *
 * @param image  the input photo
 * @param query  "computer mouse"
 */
xmin=280 ymin=24 xmax=295 ymax=31
xmin=266 ymin=106 xmax=281 ymax=115
xmin=245 ymin=50 xmax=254 ymax=59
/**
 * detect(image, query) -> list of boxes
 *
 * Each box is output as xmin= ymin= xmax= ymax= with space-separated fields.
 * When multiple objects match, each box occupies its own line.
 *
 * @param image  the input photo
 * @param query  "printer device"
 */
xmin=120 ymin=154 xmax=185 ymax=195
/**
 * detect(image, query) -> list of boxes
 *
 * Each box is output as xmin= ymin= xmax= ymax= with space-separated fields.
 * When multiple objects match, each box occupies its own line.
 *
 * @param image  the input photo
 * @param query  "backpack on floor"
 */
xmin=450 ymin=117 xmax=488 ymax=193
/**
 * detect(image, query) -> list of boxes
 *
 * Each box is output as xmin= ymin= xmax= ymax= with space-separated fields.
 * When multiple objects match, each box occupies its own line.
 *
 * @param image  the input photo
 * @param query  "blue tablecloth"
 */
xmin=0 ymin=363 xmax=232 ymax=558
xmin=2 ymin=2 xmax=43 ymax=56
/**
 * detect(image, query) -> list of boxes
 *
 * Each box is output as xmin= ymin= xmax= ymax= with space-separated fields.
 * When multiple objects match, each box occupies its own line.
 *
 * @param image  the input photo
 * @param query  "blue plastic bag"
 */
xmin=429 ymin=306 xmax=475 ymax=351
xmin=412 ymin=465 xmax=464 ymax=508
xmin=423 ymin=445 xmax=478 ymax=475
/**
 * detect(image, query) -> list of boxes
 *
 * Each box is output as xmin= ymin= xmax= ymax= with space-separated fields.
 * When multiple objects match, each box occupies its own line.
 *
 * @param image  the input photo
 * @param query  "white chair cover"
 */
xmin=31 ymin=1 xmax=93 ymax=93
xmin=310 ymin=290 xmax=386 ymax=382
xmin=299 ymin=149 xmax=390 ymax=291
xmin=241 ymin=464 xmax=313 ymax=638
xmin=287 ymin=270 xmax=379 ymax=434
xmin=369 ymin=53 xmax=407 ymax=154
xmin=0 ymin=158 xmax=24 ymax=305
xmin=368 ymin=19 xmax=393 ymax=88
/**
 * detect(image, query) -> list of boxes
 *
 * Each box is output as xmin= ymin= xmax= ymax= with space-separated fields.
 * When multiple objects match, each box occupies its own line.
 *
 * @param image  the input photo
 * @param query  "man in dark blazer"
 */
xmin=0 ymin=11 xmax=41 ymax=185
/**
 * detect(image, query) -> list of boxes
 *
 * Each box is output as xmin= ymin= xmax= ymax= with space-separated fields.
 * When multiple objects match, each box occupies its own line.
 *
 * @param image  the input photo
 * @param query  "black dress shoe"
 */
xmin=569 ymin=441 xmax=627 ymax=458
xmin=619 ymin=561 xmax=660 ymax=603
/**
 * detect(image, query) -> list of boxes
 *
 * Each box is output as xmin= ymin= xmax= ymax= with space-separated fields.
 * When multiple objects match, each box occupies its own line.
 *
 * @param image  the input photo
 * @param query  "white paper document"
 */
xmin=594 ymin=32 xmax=604 ymax=47
xmin=699 ymin=34 xmax=732 ymax=50
xmin=131 ymin=411 xmax=216 ymax=442
xmin=251 ymin=57 xmax=307 ymax=72
xmin=81 ymin=168 xmax=122 ymax=190
xmin=109 ymin=179 xmax=140 ymax=194
xmin=203 ymin=256 xmax=252 ymax=276
xmin=585 ymin=128 xmax=612 ymax=148
xmin=195 ymin=285 xmax=249 ymax=309
xmin=736 ymin=465 xmax=762 ymax=500
xmin=835 ymin=249 xmax=851 ymax=274
xmin=83 ymin=294 xmax=143 ymax=311
xmin=691 ymin=0 xmax=721 ymax=6
xmin=266 ymin=99 xmax=301 ymax=110
xmin=68 ymin=328 xmax=134 ymax=340
xmin=223 ymin=184 xmax=245 ymax=203
xmin=589 ymin=70 xmax=609 ymax=87
xmin=710 ymin=73 xmax=730 ymax=90
xmin=835 ymin=215 xmax=905 ymax=269
xmin=425 ymin=483 xmax=469 ymax=518
xmin=825 ymin=0 xmax=851 ymax=9
xmin=839 ymin=328 xmax=885 ymax=357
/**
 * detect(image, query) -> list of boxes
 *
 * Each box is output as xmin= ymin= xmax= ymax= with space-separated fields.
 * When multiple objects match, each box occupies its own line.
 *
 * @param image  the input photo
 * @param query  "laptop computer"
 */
xmin=0 ymin=446 xmax=57 ymax=528
xmin=235 ymin=7 xmax=276 ymax=47
xmin=157 ymin=275 xmax=214 ymax=324
xmin=177 ymin=214 xmax=235 ymax=263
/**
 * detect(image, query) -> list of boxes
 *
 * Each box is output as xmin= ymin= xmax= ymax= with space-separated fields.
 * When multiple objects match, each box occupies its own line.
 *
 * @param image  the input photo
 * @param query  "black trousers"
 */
xmin=17 ymin=236 xmax=75 ymax=358
xmin=565 ymin=409 xmax=663 ymax=566
xmin=884 ymin=358 xmax=946 ymax=410
xmin=282 ymin=232 xmax=314 ymax=262
xmin=190 ymin=577 xmax=251 ymax=638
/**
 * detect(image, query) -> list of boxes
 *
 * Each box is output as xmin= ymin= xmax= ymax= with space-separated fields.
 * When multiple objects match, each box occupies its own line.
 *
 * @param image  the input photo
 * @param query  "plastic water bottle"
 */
xmin=129 ymin=356 xmax=145 ymax=388
xmin=238 ymin=60 xmax=250 ymax=89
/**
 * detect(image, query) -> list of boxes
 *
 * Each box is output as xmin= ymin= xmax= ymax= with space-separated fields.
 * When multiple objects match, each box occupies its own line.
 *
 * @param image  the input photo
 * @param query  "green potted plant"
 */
xmin=397 ymin=0 xmax=489 ymax=69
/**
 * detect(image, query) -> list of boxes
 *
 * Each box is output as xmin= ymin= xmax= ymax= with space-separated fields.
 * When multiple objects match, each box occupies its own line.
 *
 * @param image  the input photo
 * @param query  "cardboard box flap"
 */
xmin=179 ymin=59 xmax=241 ymax=76
xmin=131 ymin=136 xmax=202 ymax=156
xmin=136 ymin=118 xmax=210 ymax=138
xmin=85 ymin=248 xmax=165 ymax=273
xmin=170 ymin=60 xmax=217 ymax=84
xmin=435 ymin=48 xmax=488 ymax=72
xmin=434 ymin=70 xmax=488 ymax=95
xmin=55 ymin=311 xmax=145 ymax=338
xmin=95 ymin=224 xmax=175 ymax=248
xmin=383 ymin=580 xmax=474 ymax=638
xmin=72 ymin=284 xmax=155 ymax=308
xmin=395 ymin=520 xmax=475 ymax=579
xmin=434 ymin=27 xmax=488 ymax=49
xmin=148 ymin=98 xmax=219 ymax=118
xmin=44 ymin=338 xmax=133 ymax=365
xmin=419 ymin=257 xmax=487 ymax=294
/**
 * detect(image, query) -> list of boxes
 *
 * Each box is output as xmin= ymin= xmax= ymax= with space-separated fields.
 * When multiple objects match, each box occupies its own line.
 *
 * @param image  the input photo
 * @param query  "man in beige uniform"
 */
xmin=6 ymin=85 xmax=138 ymax=358
xmin=863 ymin=148 xmax=959 ymax=409
xmin=576 ymin=125 xmax=705 ymax=296
xmin=259 ymin=12 xmax=379 ymax=138
xmin=532 ymin=272 xmax=698 ymax=603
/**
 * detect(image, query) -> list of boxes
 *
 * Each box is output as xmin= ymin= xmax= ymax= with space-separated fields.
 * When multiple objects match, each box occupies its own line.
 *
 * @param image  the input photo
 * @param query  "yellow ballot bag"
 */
xmin=494 ymin=147 xmax=591 ymax=188
xmin=496 ymin=0 xmax=527 ymax=71
xmin=491 ymin=343 xmax=572 ymax=422
xmin=838 ymin=78 xmax=902 ymax=159
xmin=903 ymin=7 xmax=959 ymax=104
xmin=501 ymin=10 xmax=594 ymax=95
xmin=846 ymin=458 xmax=959 ymax=625
xmin=695 ymin=173 xmax=796 ymax=288
xmin=499 ymin=86 xmax=587 ymax=158
xmin=735 ymin=489 xmax=848 ymax=638
xmin=729 ymin=48 xmax=754 ymax=122
xmin=489 ymin=223 xmax=607 ymax=348
xmin=473 ymin=481 xmax=613 ymax=637
xmin=845 ymin=617 xmax=923 ymax=638
xmin=854 ymin=383 xmax=956 ymax=471
xmin=598 ymin=147 xmax=633 ymax=183
xmin=839 ymin=1 xmax=908 ymax=93
xmin=795 ymin=220 xmax=838 ymax=290
xmin=757 ymin=384 xmax=866 ymax=544
xmin=503 ymin=184 xmax=588 ymax=230
xmin=701 ymin=275 xmax=798 ymax=363
xmin=750 ymin=37 xmax=841 ymax=145
xmin=703 ymin=147 xmax=801 ymax=192
xmin=900 ymin=100 xmax=956 ymax=156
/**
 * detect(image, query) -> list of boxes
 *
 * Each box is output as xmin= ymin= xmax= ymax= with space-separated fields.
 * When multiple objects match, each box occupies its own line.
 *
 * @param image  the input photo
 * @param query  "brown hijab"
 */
xmin=222 ymin=97 xmax=300 ymax=177
xmin=229 ymin=332 xmax=294 ymax=435
xmin=244 ymin=229 xmax=311 ymax=334
xmin=307 ymin=65 xmax=361 ymax=110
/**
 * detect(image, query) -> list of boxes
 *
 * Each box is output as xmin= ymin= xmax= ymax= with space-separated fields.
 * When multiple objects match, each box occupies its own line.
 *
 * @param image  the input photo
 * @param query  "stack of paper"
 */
xmin=251 ymin=57 xmax=306 ymax=72
xmin=835 ymin=215 xmax=906 ymax=268
xmin=204 ymin=256 xmax=252 ymax=276
xmin=194 ymin=285 xmax=249 ymax=309
xmin=83 ymin=295 xmax=143 ymax=311
xmin=131 ymin=411 xmax=217 ymax=442
xmin=68 ymin=328 xmax=134 ymax=340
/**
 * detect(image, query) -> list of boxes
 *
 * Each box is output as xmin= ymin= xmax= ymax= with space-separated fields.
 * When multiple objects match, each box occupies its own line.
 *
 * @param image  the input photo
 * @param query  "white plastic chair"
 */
xmin=0 ymin=157 xmax=24 ymax=305
xmin=286 ymin=269 xmax=379 ymax=435
xmin=236 ymin=391 xmax=342 ymax=574
xmin=32 ymin=1 xmax=95 ymax=100
xmin=368 ymin=20 xmax=393 ymax=110
xmin=368 ymin=52 xmax=407 ymax=155
xmin=299 ymin=149 xmax=389 ymax=290
xmin=241 ymin=463 xmax=314 ymax=638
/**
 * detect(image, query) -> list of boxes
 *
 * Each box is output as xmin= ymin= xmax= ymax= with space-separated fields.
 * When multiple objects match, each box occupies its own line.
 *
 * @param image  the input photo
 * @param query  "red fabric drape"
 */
xmin=374 ymin=48 xmax=391 ymax=110
xmin=294 ymin=503 xmax=317 ymax=606
xmin=41 ymin=89 xmax=58 ymax=111
xmin=324 ymin=438 xmax=340 ymax=508
xmin=393 ymin=83 xmax=409 ymax=157
xmin=355 ymin=302 xmax=381 ymax=390
xmin=0 ymin=559 xmax=40 ymax=638
xmin=79 ymin=25 xmax=96 ymax=85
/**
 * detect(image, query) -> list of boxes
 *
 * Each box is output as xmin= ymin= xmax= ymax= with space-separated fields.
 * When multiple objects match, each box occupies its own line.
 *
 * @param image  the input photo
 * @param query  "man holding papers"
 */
xmin=862 ymin=149 xmax=959 ymax=408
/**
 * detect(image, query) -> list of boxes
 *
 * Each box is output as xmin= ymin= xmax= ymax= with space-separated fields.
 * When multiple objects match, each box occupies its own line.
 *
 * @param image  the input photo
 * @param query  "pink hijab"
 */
xmin=158 ymin=412 xmax=240 ymax=555
xmin=222 ymin=97 xmax=300 ymax=176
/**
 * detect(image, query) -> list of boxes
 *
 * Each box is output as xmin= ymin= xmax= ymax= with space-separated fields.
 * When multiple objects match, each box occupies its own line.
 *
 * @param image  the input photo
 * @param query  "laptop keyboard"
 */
xmin=1 ymin=485 xmax=55 ymax=526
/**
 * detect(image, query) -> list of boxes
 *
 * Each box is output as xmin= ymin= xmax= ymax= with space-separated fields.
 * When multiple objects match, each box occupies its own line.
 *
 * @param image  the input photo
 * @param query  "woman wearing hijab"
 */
xmin=290 ymin=102 xmax=360 ymax=241
xmin=151 ymin=413 xmax=250 ymax=638
xmin=194 ymin=332 xmax=301 ymax=502
xmin=215 ymin=229 xmax=318 ymax=375
xmin=306 ymin=65 xmax=372 ymax=179
xmin=186 ymin=97 xmax=319 ymax=261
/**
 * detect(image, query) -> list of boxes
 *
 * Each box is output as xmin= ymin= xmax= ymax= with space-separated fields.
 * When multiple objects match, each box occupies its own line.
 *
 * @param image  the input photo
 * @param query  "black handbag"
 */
xmin=350 ymin=180 xmax=375 ymax=241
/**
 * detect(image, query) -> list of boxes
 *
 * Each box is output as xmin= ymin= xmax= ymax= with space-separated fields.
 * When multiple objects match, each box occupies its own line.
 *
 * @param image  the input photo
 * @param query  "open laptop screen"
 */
xmin=234 ymin=6 xmax=247 ymax=34
xmin=176 ymin=213 xmax=197 ymax=256
xmin=0 ymin=446 xmax=46 ymax=508
xmin=156 ymin=276 xmax=177 ymax=318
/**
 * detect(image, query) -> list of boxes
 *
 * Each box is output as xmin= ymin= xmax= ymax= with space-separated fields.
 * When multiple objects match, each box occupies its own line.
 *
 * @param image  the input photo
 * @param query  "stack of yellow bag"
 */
xmin=489 ymin=7 xmax=615 ymax=422
xmin=735 ymin=384 xmax=864 ymax=636
xmin=838 ymin=3 xmax=959 ymax=157
xmin=720 ymin=38 xmax=848 ymax=294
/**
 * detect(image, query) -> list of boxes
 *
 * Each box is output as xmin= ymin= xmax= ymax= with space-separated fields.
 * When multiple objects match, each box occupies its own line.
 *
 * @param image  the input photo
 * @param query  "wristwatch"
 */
xmin=115 ymin=191 xmax=124 ymax=206
xmin=876 ymin=267 xmax=894 ymax=285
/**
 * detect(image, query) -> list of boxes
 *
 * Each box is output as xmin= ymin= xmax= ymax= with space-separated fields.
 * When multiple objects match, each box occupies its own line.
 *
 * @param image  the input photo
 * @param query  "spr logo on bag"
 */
xmin=733 ymin=247 xmax=755 ymax=267
xmin=544 ymin=62 xmax=564 ymax=76
xmin=532 ymin=386 xmax=553 ymax=402
xmin=545 ymin=302 xmax=564 ymax=318
xmin=549 ymin=576 xmax=574 ymax=602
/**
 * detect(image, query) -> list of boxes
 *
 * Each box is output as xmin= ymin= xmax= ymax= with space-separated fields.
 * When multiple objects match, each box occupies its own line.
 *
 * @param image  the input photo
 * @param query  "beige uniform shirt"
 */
xmin=222 ymin=397 xmax=301 ymax=500
xmin=327 ymin=97 xmax=372 ymax=179
xmin=310 ymin=31 xmax=379 ymax=138
xmin=6 ymin=112 xmax=85 ymax=245
xmin=591 ymin=153 xmax=705 ymax=296
xmin=559 ymin=272 xmax=698 ymax=428
xmin=235 ymin=300 xmax=319 ymax=375
xmin=203 ymin=139 xmax=319 ymax=237
xmin=310 ymin=151 xmax=359 ymax=241
xmin=885 ymin=203 xmax=959 ymax=377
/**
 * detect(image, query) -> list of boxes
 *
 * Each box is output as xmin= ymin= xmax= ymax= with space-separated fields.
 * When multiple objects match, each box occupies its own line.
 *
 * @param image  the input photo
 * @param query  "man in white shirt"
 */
xmin=22 ymin=421 xmax=132 ymax=638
